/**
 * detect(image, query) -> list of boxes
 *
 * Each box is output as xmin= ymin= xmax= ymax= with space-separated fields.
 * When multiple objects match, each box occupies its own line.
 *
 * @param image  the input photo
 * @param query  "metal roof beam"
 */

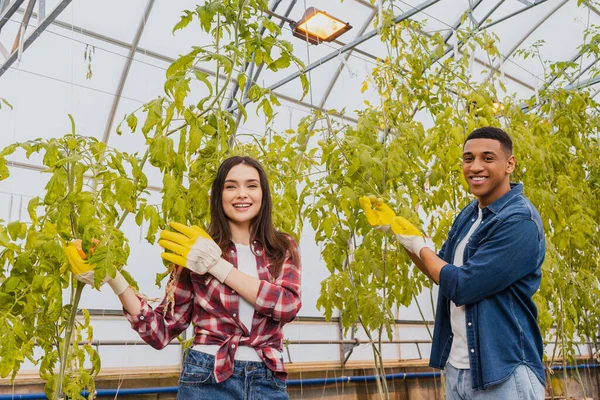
xmin=542 ymin=51 xmax=585 ymax=91
xmin=0 ymin=0 xmax=71 ymax=77
xmin=0 ymin=0 xmax=25 ymax=31
xmin=307 ymin=8 xmax=377 ymax=132
xmin=485 ymin=0 xmax=568 ymax=83
xmin=18 ymin=13 xmax=361 ymax=127
xmin=565 ymin=74 xmax=600 ymax=91
xmin=478 ymin=0 xmax=548 ymax=31
xmin=4 ymin=160 xmax=162 ymax=191
xmin=258 ymin=0 xmax=442 ymax=102
xmin=566 ymin=55 xmax=600 ymax=88
xmin=101 ymin=0 xmax=155 ymax=144
xmin=582 ymin=0 xmax=600 ymax=18
xmin=317 ymin=9 xmax=377 ymax=111
xmin=442 ymin=0 xmax=484 ymax=45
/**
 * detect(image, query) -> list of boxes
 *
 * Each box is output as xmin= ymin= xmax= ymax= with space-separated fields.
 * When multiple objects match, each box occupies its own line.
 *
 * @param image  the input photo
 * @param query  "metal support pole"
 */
xmin=478 ymin=0 xmax=549 ymax=31
xmin=1 ymin=159 xmax=163 ymax=192
xmin=260 ymin=0 xmax=441 ymax=101
xmin=36 ymin=0 xmax=44 ymax=24
xmin=484 ymin=0 xmax=568 ymax=83
xmin=225 ymin=0 xmax=286 ymax=110
xmin=0 ymin=0 xmax=26 ymax=32
xmin=12 ymin=0 xmax=36 ymax=58
xmin=441 ymin=0 xmax=484 ymax=46
xmin=311 ymin=8 xmax=376 ymax=124
xmin=0 ymin=0 xmax=72 ymax=77
xmin=542 ymin=50 xmax=585 ymax=91
xmin=101 ymin=0 xmax=155 ymax=144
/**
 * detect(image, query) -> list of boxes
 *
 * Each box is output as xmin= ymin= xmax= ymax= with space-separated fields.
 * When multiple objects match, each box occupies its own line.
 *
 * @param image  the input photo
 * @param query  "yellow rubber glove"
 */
xmin=63 ymin=240 xmax=129 ymax=295
xmin=390 ymin=216 xmax=427 ymax=259
xmin=158 ymin=222 xmax=233 ymax=283
xmin=359 ymin=195 xmax=396 ymax=232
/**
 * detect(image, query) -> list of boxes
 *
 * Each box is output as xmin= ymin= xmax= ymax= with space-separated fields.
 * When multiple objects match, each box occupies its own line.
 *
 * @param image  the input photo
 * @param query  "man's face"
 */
xmin=462 ymin=138 xmax=515 ymax=207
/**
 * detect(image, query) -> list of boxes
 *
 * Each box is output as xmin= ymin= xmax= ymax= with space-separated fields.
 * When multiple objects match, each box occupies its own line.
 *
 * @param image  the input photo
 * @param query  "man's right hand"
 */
xmin=63 ymin=239 xmax=129 ymax=295
xmin=359 ymin=195 xmax=397 ymax=232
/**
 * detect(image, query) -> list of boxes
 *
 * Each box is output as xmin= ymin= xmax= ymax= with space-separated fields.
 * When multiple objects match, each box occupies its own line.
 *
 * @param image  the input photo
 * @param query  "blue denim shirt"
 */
xmin=429 ymin=183 xmax=546 ymax=390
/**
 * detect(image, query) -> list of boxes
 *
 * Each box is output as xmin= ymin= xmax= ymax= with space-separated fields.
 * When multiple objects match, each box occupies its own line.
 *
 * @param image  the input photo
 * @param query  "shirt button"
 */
xmin=232 ymin=344 xmax=236 ymax=349
xmin=232 ymin=290 xmax=236 ymax=294
xmin=140 ymin=315 xmax=145 ymax=321
xmin=471 ymin=349 xmax=475 ymax=353
xmin=233 ymin=313 xmax=237 ymax=317
xmin=468 ymin=322 xmax=472 ymax=326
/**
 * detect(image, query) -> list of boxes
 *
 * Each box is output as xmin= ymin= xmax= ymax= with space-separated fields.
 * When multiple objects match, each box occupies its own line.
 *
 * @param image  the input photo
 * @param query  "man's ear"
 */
xmin=506 ymin=154 xmax=516 ymax=174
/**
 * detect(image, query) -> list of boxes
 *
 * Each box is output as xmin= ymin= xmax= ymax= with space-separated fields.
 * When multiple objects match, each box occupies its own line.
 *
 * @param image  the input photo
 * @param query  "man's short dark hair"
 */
xmin=465 ymin=126 xmax=513 ymax=155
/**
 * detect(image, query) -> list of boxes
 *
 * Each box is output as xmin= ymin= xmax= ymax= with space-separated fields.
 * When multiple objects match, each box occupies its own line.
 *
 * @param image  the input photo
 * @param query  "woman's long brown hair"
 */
xmin=207 ymin=156 xmax=298 ymax=277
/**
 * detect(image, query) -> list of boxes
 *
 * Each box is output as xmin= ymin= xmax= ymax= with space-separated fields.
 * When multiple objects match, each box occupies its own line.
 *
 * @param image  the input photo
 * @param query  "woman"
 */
xmin=65 ymin=156 xmax=302 ymax=399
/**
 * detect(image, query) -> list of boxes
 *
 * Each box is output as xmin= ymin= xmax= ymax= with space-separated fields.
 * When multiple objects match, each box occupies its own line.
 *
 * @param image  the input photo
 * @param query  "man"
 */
xmin=361 ymin=127 xmax=546 ymax=399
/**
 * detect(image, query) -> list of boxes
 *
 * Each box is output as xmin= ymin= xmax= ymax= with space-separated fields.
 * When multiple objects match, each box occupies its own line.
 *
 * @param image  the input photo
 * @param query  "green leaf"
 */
xmin=0 ymin=98 xmax=13 ymax=110
xmin=114 ymin=177 xmax=135 ymax=212
xmin=126 ymin=113 xmax=138 ymax=132
xmin=194 ymin=71 xmax=214 ymax=99
xmin=7 ymin=221 xmax=26 ymax=240
xmin=173 ymin=10 xmax=194 ymax=34
xmin=142 ymin=98 xmax=164 ymax=135
xmin=27 ymin=197 xmax=41 ymax=225
xmin=67 ymin=114 xmax=77 ymax=136
xmin=198 ymin=5 xmax=212 ymax=33
xmin=78 ymin=202 xmax=96 ymax=227
xmin=299 ymin=73 xmax=309 ymax=101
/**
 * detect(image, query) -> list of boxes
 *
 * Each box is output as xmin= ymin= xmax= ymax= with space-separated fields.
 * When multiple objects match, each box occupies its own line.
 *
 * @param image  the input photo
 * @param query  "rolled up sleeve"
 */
xmin=123 ymin=267 xmax=194 ymax=349
xmin=255 ymin=246 xmax=302 ymax=323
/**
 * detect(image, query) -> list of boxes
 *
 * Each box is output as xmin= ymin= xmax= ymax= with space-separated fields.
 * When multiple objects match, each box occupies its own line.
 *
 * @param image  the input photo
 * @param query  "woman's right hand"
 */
xmin=63 ymin=239 xmax=129 ymax=295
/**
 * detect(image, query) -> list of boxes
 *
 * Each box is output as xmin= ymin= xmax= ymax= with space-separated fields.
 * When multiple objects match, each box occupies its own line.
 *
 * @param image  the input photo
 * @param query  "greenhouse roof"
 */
xmin=0 ymin=0 xmax=598 ymax=165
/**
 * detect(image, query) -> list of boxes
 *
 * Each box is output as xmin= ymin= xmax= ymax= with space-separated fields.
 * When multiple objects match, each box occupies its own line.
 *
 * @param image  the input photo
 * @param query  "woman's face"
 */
xmin=221 ymin=164 xmax=263 ymax=227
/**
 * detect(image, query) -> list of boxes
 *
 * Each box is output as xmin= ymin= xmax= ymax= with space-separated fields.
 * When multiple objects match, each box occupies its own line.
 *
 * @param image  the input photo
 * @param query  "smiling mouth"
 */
xmin=233 ymin=203 xmax=252 ymax=210
xmin=470 ymin=176 xmax=488 ymax=183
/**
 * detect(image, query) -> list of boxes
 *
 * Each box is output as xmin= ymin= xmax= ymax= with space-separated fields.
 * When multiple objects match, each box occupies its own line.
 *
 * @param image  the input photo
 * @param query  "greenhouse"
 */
xmin=0 ymin=0 xmax=599 ymax=399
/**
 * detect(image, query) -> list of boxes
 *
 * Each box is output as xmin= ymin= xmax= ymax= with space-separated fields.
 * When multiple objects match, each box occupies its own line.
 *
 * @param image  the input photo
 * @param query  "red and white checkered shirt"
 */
xmin=124 ymin=238 xmax=302 ymax=383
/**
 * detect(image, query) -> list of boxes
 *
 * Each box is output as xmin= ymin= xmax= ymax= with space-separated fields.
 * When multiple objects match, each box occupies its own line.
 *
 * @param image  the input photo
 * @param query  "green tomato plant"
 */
xmin=0 ymin=116 xmax=146 ymax=399
xmin=0 ymin=0 xmax=313 ymax=398
xmin=309 ymin=3 xmax=599 ymax=399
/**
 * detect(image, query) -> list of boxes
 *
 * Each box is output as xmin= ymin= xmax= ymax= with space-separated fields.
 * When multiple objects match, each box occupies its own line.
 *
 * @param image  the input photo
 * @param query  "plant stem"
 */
xmin=413 ymin=293 xmax=433 ymax=340
xmin=52 ymin=280 xmax=85 ymax=400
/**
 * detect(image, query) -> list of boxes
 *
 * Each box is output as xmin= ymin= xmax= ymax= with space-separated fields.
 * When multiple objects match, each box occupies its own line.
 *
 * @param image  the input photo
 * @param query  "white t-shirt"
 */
xmin=235 ymin=244 xmax=259 ymax=334
xmin=193 ymin=243 xmax=280 ymax=362
xmin=448 ymin=206 xmax=483 ymax=370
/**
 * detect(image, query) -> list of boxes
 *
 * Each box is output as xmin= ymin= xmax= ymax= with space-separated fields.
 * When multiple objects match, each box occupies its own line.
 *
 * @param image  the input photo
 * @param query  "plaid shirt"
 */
xmin=124 ymin=237 xmax=302 ymax=383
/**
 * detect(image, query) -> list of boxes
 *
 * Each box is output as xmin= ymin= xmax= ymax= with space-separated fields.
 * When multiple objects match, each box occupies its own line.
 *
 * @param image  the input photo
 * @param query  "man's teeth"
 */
xmin=472 ymin=177 xmax=487 ymax=181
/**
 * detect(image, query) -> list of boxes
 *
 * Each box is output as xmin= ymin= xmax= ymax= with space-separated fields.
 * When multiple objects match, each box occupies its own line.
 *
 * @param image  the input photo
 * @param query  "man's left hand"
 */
xmin=391 ymin=216 xmax=427 ymax=259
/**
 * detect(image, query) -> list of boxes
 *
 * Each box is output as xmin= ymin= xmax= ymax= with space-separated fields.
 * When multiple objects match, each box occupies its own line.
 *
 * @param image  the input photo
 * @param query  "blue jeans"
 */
xmin=177 ymin=349 xmax=289 ymax=400
xmin=446 ymin=363 xmax=544 ymax=400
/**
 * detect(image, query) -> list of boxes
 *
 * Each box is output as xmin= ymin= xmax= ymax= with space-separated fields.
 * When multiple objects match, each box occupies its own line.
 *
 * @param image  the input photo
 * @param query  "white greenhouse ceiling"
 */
xmin=0 ymin=0 xmax=598 ymax=184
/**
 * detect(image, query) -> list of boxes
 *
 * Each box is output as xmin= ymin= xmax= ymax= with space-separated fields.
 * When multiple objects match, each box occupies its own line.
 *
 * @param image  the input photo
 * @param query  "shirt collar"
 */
xmin=485 ymin=183 xmax=523 ymax=215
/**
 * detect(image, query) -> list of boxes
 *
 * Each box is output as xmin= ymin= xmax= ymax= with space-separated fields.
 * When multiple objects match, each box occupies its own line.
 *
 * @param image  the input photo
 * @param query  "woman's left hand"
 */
xmin=158 ymin=222 xmax=232 ymax=282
